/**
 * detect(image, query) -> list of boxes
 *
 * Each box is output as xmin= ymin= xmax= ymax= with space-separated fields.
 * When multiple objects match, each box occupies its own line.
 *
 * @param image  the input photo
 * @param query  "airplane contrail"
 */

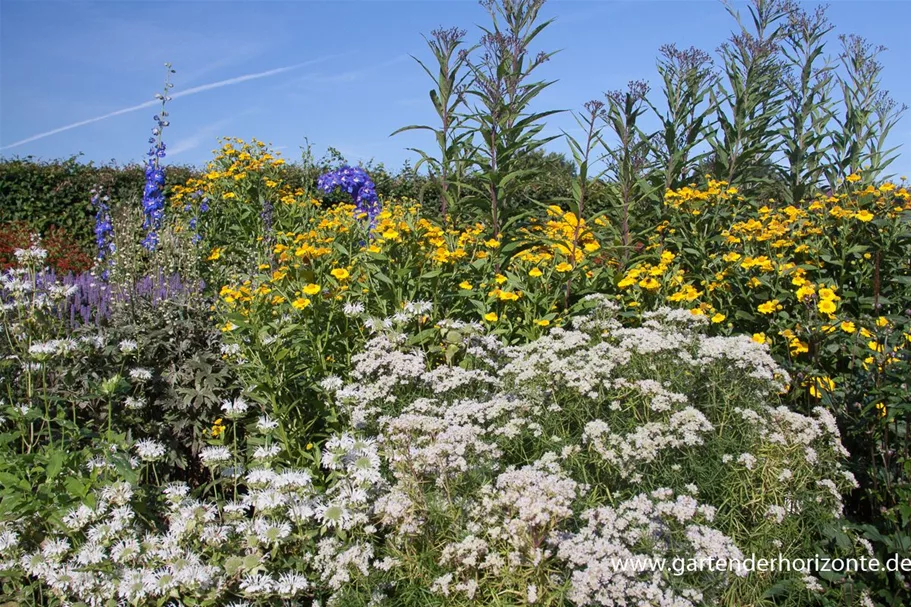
xmin=1 ymin=54 xmax=346 ymax=150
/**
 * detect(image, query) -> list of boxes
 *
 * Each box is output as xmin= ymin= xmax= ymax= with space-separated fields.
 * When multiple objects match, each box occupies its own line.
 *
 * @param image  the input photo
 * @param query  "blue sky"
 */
xmin=2 ymin=0 xmax=910 ymax=177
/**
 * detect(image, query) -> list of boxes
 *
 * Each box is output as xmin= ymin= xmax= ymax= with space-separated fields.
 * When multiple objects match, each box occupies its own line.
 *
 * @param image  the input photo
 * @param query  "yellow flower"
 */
xmin=535 ymin=319 xmax=551 ymax=327
xmin=303 ymin=284 xmax=321 ymax=295
xmin=790 ymin=339 xmax=809 ymax=355
xmin=845 ymin=173 xmax=861 ymax=183
xmin=292 ymin=297 xmax=311 ymax=310
xmin=758 ymin=299 xmax=781 ymax=314
xmin=809 ymin=376 xmax=835 ymax=398
xmin=497 ymin=291 xmax=519 ymax=301
xmin=795 ymin=285 xmax=816 ymax=300
xmin=711 ymin=313 xmax=726 ymax=324
xmin=494 ymin=274 xmax=508 ymax=284
xmin=876 ymin=316 xmax=889 ymax=328
xmin=331 ymin=268 xmax=350 ymax=280
xmin=752 ymin=333 xmax=766 ymax=344
xmin=840 ymin=321 xmax=856 ymax=333
xmin=868 ymin=341 xmax=884 ymax=353
xmin=211 ymin=419 xmax=226 ymax=438
xmin=207 ymin=247 xmax=223 ymax=261
xmin=638 ymin=277 xmax=661 ymax=291
xmin=818 ymin=287 xmax=837 ymax=301
xmin=855 ymin=210 xmax=874 ymax=222
xmin=221 ymin=322 xmax=237 ymax=332
xmin=817 ymin=299 xmax=837 ymax=315
xmin=484 ymin=239 xmax=501 ymax=248
xmin=875 ymin=402 xmax=887 ymax=418
xmin=459 ymin=281 xmax=473 ymax=290
xmin=382 ymin=229 xmax=400 ymax=240
xmin=483 ymin=312 xmax=498 ymax=322
xmin=618 ymin=276 xmax=637 ymax=289
xmin=528 ymin=268 xmax=543 ymax=278
xmin=555 ymin=262 xmax=573 ymax=273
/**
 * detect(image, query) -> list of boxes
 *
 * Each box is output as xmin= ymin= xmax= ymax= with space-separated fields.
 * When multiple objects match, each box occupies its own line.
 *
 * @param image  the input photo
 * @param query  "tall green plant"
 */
xmin=710 ymin=0 xmax=794 ymax=191
xmin=648 ymin=44 xmax=717 ymax=194
xmin=828 ymin=34 xmax=907 ymax=187
xmin=392 ymin=27 xmax=473 ymax=223
xmin=779 ymin=4 xmax=836 ymax=203
xmin=561 ymin=100 xmax=607 ymax=308
xmin=463 ymin=0 xmax=561 ymax=239
xmin=601 ymin=81 xmax=655 ymax=265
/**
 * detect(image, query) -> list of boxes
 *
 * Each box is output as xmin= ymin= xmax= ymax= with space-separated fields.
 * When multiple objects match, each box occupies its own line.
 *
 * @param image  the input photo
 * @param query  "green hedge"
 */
xmin=0 ymin=157 xmax=198 ymax=246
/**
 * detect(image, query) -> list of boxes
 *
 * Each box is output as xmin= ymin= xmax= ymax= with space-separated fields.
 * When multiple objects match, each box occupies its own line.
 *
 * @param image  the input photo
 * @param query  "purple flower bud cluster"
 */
xmin=317 ymin=166 xmax=381 ymax=225
xmin=24 ymin=270 xmax=203 ymax=330
xmin=142 ymin=64 xmax=175 ymax=251
xmin=91 ymin=187 xmax=114 ymax=278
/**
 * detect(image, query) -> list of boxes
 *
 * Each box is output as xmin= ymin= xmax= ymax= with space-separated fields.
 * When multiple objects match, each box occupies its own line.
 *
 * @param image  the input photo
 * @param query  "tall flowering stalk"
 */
xmin=90 ymin=186 xmax=114 ymax=279
xmin=142 ymin=63 xmax=175 ymax=251
xmin=317 ymin=165 xmax=381 ymax=226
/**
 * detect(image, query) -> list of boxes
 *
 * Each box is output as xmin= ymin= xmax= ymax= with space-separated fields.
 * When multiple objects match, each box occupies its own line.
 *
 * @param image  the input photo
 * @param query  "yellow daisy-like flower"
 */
xmin=638 ymin=277 xmax=661 ymax=291
xmin=711 ymin=313 xmax=726 ymax=324
xmin=854 ymin=210 xmax=874 ymax=222
xmin=868 ymin=341 xmax=884 ymax=353
xmin=840 ymin=321 xmax=856 ymax=333
xmin=528 ymin=268 xmax=543 ymax=278
xmin=752 ymin=333 xmax=766 ymax=344
xmin=757 ymin=299 xmax=780 ymax=314
xmin=484 ymin=239 xmax=501 ymax=248
xmin=845 ymin=173 xmax=861 ymax=183
xmin=483 ymin=312 xmax=498 ymax=322
xmin=618 ymin=276 xmax=637 ymax=289
xmin=555 ymin=262 xmax=573 ymax=273
xmin=302 ymin=284 xmax=321 ymax=296
xmin=207 ymin=247 xmax=223 ymax=261
xmin=497 ymin=291 xmax=519 ymax=302
xmin=795 ymin=284 xmax=817 ymax=300
xmin=330 ymin=268 xmax=350 ymax=280
xmin=809 ymin=376 xmax=835 ymax=398
xmin=494 ymin=274 xmax=508 ymax=284
xmin=876 ymin=316 xmax=889 ymax=328
xmin=818 ymin=299 xmax=837 ymax=314
xmin=535 ymin=319 xmax=551 ymax=327
xmin=459 ymin=281 xmax=473 ymax=290
xmin=292 ymin=297 xmax=311 ymax=310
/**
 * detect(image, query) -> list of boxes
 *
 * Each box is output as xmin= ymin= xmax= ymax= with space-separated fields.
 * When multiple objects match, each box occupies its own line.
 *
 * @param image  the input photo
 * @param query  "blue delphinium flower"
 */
xmin=317 ymin=165 xmax=381 ymax=226
xmin=141 ymin=63 xmax=175 ymax=251
xmin=183 ymin=190 xmax=208 ymax=244
xmin=91 ymin=187 xmax=114 ymax=280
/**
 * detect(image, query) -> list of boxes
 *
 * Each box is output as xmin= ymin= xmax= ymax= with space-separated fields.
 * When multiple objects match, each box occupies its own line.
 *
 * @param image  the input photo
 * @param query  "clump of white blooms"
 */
xmin=2 ymin=301 xmax=861 ymax=606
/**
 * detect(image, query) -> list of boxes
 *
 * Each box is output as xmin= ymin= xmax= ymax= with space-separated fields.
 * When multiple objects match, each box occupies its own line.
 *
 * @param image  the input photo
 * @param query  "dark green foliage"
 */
xmin=0 ymin=156 xmax=196 ymax=246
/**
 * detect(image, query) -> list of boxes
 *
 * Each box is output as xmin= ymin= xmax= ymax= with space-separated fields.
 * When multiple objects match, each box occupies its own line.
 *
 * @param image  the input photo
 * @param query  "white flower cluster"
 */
xmin=3 ymin=427 xmax=387 ymax=606
xmin=4 ymin=299 xmax=860 ymax=606
xmin=556 ymin=488 xmax=744 ymax=607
